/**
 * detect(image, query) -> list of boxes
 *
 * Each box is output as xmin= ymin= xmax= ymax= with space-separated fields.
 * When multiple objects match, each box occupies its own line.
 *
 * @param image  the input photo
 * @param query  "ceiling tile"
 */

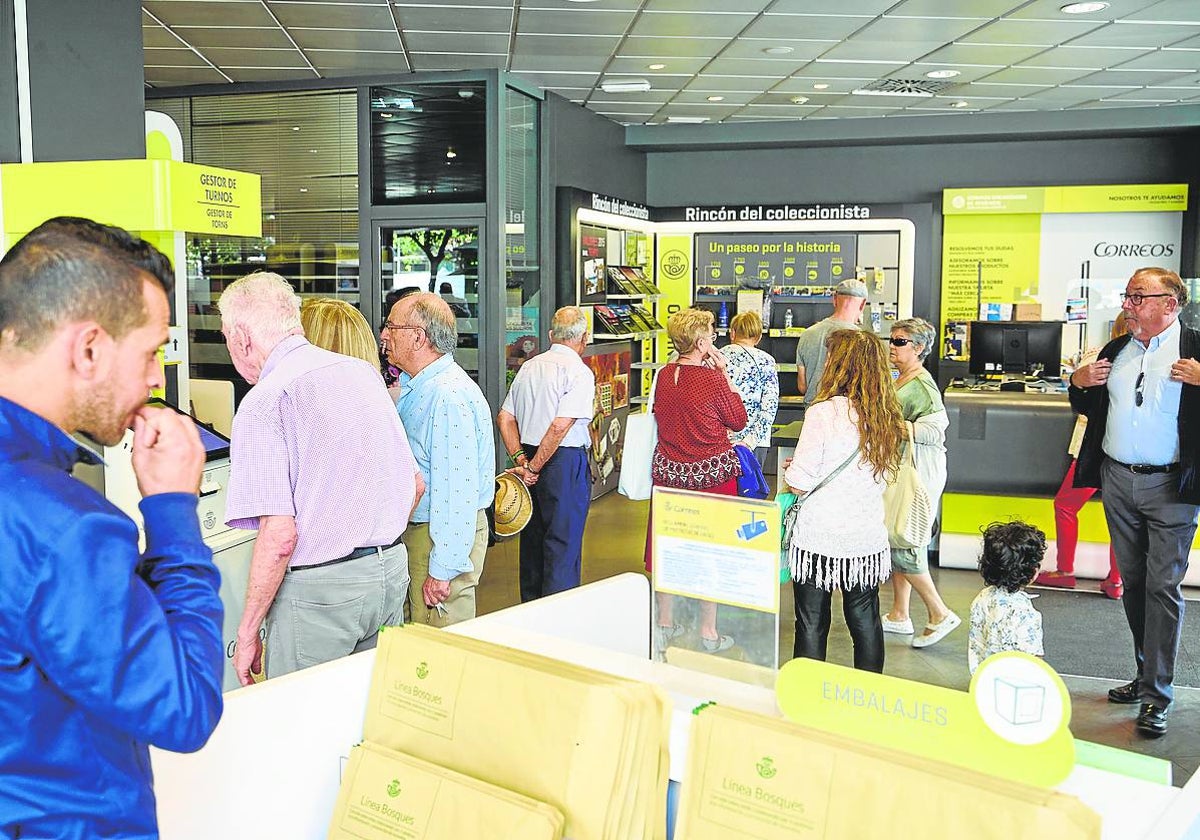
xmin=308 ymin=49 xmax=411 ymax=72
xmin=631 ymin=11 xmax=755 ymax=38
xmin=203 ymin=47 xmax=311 ymax=68
xmin=1071 ymin=66 xmax=1196 ymax=84
xmin=702 ymin=56 xmax=811 ymax=75
xmin=291 ymin=29 xmax=404 ymax=52
xmin=1110 ymin=47 xmax=1200 ymax=70
xmin=817 ymin=103 xmax=906 ymax=116
xmin=746 ymin=13 xmax=872 ymax=40
xmin=520 ymin=0 xmax=641 ymax=9
xmin=1160 ymin=70 xmax=1200 ymax=83
xmin=952 ymin=81 xmax=1055 ymax=97
xmin=606 ymin=56 xmax=709 ymax=74
xmin=512 ymin=71 xmax=600 ymax=89
xmin=1019 ymin=86 xmax=1124 ymax=104
xmin=172 ymin=27 xmax=296 ymax=50
xmin=510 ymin=52 xmax=610 ymax=72
xmin=773 ymin=76 xmax=867 ymax=93
xmin=718 ymin=38 xmax=835 ymax=60
xmin=1005 ymin=0 xmax=1162 ymax=19
xmin=670 ymin=89 xmax=757 ymax=105
xmin=768 ymin=0 xmax=898 ymax=13
xmin=1020 ymin=45 xmax=1150 ymax=67
xmin=408 ymin=53 xmax=507 ymax=71
xmin=1068 ymin=98 xmax=1160 ymax=109
xmin=1102 ymin=87 xmax=1189 ymax=100
xmin=624 ymin=36 xmax=737 ymax=57
xmin=887 ymin=0 xmax=1021 ymax=14
xmin=143 ymin=1 xmax=276 ymax=28
xmin=861 ymin=15 xmax=988 ymax=43
xmin=908 ymin=63 xmax=1006 ymax=82
xmin=750 ymin=91 xmax=832 ymax=105
xmin=684 ymin=75 xmax=777 ymax=92
xmin=225 ymin=67 xmax=318 ymax=83
xmin=394 ymin=6 xmax=512 ymax=32
xmin=642 ymin=0 xmax=768 ymax=10
xmin=1126 ymin=0 xmax=1200 ymax=23
xmin=977 ymin=65 xmax=1094 ymax=83
xmin=653 ymin=103 xmax=743 ymax=119
xmin=143 ymin=25 xmax=181 ymax=49
xmin=590 ymin=90 xmax=678 ymax=104
xmin=517 ymin=33 xmax=623 ymax=56
xmin=920 ymin=43 xmax=1049 ymax=64
xmin=404 ymin=32 xmax=511 ymax=53
xmin=269 ymin=3 xmax=395 ymax=29
xmin=818 ymin=39 xmax=943 ymax=63
xmin=808 ymin=59 xmax=908 ymax=77
xmin=144 ymin=48 xmax=209 ymax=68
xmin=1171 ymin=35 xmax=1200 ymax=48
xmin=145 ymin=65 xmax=233 ymax=85
xmin=737 ymin=102 xmax=837 ymax=116
xmin=959 ymin=18 xmax=1106 ymax=45
xmin=1066 ymin=22 xmax=1200 ymax=48
xmin=518 ymin=9 xmax=634 ymax=35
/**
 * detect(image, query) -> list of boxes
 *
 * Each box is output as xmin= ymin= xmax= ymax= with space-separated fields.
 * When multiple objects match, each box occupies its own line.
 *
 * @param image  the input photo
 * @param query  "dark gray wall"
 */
xmin=20 ymin=0 xmax=145 ymax=161
xmin=0 ymin=2 xmax=18 ymax=163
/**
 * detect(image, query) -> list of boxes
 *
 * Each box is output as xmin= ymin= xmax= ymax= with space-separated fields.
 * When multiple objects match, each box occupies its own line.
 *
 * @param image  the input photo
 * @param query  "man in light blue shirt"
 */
xmin=1071 ymin=267 xmax=1200 ymax=738
xmin=383 ymin=293 xmax=495 ymax=625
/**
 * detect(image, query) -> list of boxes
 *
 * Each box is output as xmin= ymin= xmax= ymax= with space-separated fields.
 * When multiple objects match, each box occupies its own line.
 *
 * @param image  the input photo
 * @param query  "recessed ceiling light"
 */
xmin=707 ymin=95 xmax=725 ymax=102
xmin=666 ymin=116 xmax=709 ymax=124
xmin=600 ymin=78 xmax=652 ymax=93
xmin=648 ymin=63 xmax=666 ymax=70
xmin=791 ymin=96 xmax=810 ymax=104
xmin=813 ymin=83 xmax=830 ymax=90
xmin=380 ymin=112 xmax=393 ymax=119
xmin=952 ymin=100 xmax=969 ymax=108
xmin=299 ymin=187 xmax=308 ymax=192
xmin=1060 ymin=1 xmax=1109 ymax=13
xmin=762 ymin=46 xmax=794 ymax=56
xmin=925 ymin=69 xmax=960 ymax=79
xmin=291 ymin=126 xmax=300 ymax=131
xmin=446 ymin=148 xmax=457 ymax=159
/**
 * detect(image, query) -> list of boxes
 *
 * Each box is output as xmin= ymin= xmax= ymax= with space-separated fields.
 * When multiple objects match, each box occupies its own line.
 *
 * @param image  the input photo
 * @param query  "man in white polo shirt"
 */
xmin=498 ymin=306 xmax=596 ymax=602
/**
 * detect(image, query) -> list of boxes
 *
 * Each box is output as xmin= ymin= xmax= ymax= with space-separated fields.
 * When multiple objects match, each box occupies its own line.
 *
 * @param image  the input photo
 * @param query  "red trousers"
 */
xmin=1055 ymin=459 xmax=1120 ymax=582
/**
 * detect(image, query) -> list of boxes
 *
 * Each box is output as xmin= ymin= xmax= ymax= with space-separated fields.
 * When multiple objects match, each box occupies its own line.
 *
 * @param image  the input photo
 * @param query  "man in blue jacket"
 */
xmin=0 ymin=218 xmax=225 ymax=838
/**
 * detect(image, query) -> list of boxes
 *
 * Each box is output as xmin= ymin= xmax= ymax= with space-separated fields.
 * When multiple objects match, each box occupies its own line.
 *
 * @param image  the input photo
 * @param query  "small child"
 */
xmin=968 ymin=521 xmax=1047 ymax=675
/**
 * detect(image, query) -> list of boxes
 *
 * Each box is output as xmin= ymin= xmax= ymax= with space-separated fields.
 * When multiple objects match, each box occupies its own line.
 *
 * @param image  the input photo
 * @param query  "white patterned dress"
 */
xmin=968 ymin=586 xmax=1044 ymax=674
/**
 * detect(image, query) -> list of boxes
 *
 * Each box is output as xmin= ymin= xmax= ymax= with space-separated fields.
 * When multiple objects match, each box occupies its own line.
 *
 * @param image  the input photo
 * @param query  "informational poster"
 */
xmin=583 ymin=346 xmax=632 ymax=499
xmin=579 ymin=224 xmax=607 ymax=304
xmin=940 ymin=184 xmax=1187 ymax=363
xmin=695 ymin=232 xmax=856 ymax=292
xmin=652 ymin=488 xmax=780 ymax=670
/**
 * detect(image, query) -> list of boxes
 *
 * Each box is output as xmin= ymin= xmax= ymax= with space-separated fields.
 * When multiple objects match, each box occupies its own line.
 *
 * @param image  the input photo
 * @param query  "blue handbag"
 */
xmin=733 ymin=444 xmax=769 ymax=500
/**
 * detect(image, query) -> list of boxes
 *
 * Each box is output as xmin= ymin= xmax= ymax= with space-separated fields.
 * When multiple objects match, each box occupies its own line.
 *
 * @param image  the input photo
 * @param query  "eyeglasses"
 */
xmin=1135 ymin=371 xmax=1145 ymax=407
xmin=1121 ymin=292 xmax=1173 ymax=306
xmin=384 ymin=322 xmax=425 ymax=335
xmin=889 ymin=337 xmax=914 ymax=347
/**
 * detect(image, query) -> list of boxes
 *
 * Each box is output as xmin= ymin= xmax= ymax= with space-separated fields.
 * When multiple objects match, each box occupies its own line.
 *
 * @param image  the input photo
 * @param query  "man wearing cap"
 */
xmin=383 ymin=292 xmax=494 ymax=626
xmin=1071 ymin=267 xmax=1200 ymax=738
xmin=498 ymin=307 xmax=596 ymax=602
xmin=220 ymin=272 xmax=419 ymax=684
xmin=794 ymin=278 xmax=867 ymax=404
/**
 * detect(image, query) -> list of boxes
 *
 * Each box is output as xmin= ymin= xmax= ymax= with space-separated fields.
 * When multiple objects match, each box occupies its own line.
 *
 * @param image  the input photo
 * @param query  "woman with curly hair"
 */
xmin=968 ymin=522 xmax=1047 ymax=674
xmin=784 ymin=329 xmax=904 ymax=672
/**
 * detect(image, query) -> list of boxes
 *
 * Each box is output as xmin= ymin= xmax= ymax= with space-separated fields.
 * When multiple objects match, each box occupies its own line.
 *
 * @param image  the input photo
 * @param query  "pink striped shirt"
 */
xmin=225 ymin=335 xmax=417 ymax=569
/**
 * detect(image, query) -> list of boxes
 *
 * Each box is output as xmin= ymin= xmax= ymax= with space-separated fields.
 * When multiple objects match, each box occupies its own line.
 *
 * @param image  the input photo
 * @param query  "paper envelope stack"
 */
xmin=327 ymin=742 xmax=564 ymax=840
xmin=677 ymin=705 xmax=1101 ymax=840
xmin=362 ymin=624 xmax=671 ymax=840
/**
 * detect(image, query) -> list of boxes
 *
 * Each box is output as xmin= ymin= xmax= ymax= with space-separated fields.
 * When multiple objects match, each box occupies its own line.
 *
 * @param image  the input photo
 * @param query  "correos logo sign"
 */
xmin=1093 ymin=241 xmax=1176 ymax=258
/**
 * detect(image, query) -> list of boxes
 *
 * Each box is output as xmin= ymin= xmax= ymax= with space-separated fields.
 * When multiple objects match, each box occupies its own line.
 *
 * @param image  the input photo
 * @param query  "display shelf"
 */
xmin=608 ymin=293 xmax=661 ymax=301
xmin=631 ymin=395 xmax=649 ymax=405
xmin=594 ymin=329 xmax=663 ymax=341
xmin=696 ymin=293 xmax=736 ymax=302
xmin=771 ymin=295 xmax=833 ymax=303
xmin=767 ymin=328 xmax=807 ymax=338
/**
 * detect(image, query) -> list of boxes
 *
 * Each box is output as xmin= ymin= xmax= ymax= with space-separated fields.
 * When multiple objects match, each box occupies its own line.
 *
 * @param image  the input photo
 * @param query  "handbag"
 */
xmin=883 ymin=422 xmax=935 ymax=550
xmin=733 ymin=444 xmax=769 ymax=500
xmin=617 ymin=371 xmax=659 ymax=501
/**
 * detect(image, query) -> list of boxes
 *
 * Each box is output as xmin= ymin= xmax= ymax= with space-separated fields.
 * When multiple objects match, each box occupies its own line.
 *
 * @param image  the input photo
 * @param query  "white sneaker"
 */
xmin=912 ymin=612 xmax=962 ymax=649
xmin=881 ymin=615 xmax=914 ymax=635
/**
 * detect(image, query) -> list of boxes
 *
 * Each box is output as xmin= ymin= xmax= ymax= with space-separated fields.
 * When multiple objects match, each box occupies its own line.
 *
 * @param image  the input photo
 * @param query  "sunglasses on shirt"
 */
xmin=1135 ymin=371 xmax=1145 ymax=408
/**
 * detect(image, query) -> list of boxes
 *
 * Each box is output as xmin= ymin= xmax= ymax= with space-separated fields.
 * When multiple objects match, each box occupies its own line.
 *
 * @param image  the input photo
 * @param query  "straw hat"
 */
xmin=494 ymin=472 xmax=533 ymax=538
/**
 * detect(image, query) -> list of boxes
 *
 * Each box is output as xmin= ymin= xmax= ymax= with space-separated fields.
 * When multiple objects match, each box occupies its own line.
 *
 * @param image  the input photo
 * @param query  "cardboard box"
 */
xmin=1013 ymin=303 xmax=1042 ymax=321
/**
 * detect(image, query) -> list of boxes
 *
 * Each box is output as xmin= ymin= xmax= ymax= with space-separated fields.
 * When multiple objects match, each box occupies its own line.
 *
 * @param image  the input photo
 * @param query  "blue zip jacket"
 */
xmin=0 ymin=397 xmax=224 ymax=839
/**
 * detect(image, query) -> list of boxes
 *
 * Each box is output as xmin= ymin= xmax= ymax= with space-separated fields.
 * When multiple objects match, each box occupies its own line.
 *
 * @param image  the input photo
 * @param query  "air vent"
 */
xmin=851 ymin=78 xmax=954 ymax=98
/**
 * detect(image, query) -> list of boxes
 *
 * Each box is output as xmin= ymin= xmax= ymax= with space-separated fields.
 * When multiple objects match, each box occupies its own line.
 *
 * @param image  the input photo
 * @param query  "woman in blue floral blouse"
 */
xmin=722 ymin=311 xmax=780 ymax=465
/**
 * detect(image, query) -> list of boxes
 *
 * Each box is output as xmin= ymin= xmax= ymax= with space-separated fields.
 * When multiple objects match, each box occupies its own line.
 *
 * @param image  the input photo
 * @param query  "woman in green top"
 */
xmin=881 ymin=318 xmax=960 ymax=648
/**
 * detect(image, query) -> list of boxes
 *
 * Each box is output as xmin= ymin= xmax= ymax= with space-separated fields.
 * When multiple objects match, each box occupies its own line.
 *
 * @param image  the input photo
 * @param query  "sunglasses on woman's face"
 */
xmin=889 ymin=337 xmax=914 ymax=347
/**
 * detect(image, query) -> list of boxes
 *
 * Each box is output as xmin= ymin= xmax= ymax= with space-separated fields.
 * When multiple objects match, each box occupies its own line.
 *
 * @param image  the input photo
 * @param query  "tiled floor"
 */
xmin=477 ymin=490 xmax=1200 ymax=787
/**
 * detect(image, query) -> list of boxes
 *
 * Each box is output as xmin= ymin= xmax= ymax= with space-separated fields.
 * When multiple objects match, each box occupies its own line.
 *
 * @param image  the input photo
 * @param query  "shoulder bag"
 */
xmin=617 ymin=369 xmax=660 ymax=501
xmin=883 ymin=422 xmax=935 ymax=550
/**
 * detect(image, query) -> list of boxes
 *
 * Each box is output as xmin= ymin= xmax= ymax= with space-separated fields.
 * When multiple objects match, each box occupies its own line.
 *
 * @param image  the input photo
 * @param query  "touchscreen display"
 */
xmin=145 ymin=398 xmax=231 ymax=461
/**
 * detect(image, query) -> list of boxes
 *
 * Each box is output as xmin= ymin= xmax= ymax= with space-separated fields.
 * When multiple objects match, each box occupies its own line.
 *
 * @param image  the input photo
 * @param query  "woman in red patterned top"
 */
xmin=648 ymin=308 xmax=748 ymax=653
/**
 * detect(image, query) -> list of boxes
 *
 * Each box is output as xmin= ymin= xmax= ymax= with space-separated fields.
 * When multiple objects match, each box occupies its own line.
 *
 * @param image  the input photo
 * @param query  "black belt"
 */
xmin=1111 ymin=460 xmax=1179 ymax=475
xmin=291 ymin=533 xmax=403 ymax=572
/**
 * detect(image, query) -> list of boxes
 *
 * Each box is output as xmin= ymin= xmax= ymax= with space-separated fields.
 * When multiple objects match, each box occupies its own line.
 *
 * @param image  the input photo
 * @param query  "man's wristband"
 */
xmin=508 ymin=450 xmax=527 ymax=467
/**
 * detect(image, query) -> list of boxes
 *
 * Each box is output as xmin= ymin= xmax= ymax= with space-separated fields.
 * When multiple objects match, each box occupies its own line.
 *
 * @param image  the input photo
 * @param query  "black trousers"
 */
xmin=793 ymin=580 xmax=885 ymax=673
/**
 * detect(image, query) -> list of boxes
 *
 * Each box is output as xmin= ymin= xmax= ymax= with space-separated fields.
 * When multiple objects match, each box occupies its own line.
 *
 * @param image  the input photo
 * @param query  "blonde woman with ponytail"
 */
xmin=784 ymin=329 xmax=905 ymax=672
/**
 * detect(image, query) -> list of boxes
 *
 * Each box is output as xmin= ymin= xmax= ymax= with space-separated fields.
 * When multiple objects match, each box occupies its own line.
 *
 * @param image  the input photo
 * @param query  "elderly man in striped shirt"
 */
xmin=219 ymin=272 xmax=420 ymax=685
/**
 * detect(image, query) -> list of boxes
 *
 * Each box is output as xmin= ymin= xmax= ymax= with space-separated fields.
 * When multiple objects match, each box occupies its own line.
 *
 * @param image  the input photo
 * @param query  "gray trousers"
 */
xmin=1101 ymin=458 xmax=1200 ymax=707
xmin=265 ymin=543 xmax=409 ymax=680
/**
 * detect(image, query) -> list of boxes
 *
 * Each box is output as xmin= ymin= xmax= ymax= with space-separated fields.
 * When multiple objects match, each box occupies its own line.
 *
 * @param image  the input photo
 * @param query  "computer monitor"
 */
xmin=968 ymin=321 xmax=1063 ymax=378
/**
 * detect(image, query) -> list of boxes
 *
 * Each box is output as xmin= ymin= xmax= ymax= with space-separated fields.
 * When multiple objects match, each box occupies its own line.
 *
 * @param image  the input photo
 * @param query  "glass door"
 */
xmin=378 ymin=222 xmax=482 ymax=383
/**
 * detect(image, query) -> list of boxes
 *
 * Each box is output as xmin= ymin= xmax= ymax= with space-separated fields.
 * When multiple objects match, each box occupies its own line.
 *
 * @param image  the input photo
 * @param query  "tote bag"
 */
xmin=883 ymin=422 xmax=934 ymax=550
xmin=618 ymin=373 xmax=658 ymax=501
